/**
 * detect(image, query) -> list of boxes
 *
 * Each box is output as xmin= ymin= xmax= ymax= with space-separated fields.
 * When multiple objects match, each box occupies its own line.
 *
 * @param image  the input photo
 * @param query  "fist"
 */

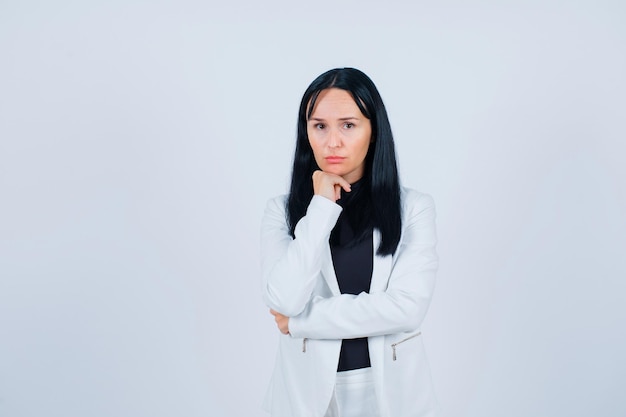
xmin=270 ymin=309 xmax=290 ymax=335
xmin=312 ymin=170 xmax=351 ymax=202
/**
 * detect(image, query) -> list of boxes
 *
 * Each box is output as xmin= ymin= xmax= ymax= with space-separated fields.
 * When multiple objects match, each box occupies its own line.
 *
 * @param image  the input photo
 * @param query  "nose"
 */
xmin=327 ymin=128 xmax=342 ymax=148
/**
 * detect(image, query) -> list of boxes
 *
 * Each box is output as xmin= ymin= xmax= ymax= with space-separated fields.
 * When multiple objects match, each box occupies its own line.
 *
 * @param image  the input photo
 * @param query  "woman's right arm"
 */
xmin=260 ymin=195 xmax=342 ymax=317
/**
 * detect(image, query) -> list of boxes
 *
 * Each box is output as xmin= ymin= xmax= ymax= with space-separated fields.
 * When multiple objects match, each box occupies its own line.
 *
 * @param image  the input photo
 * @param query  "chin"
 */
xmin=323 ymin=168 xmax=345 ymax=176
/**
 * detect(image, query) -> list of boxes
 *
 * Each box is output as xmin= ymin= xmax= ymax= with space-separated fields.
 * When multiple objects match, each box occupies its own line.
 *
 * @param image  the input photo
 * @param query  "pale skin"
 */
xmin=270 ymin=88 xmax=373 ymax=335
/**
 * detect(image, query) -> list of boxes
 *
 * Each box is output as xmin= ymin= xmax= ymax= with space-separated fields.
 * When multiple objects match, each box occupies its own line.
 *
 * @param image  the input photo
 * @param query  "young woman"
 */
xmin=261 ymin=68 xmax=439 ymax=417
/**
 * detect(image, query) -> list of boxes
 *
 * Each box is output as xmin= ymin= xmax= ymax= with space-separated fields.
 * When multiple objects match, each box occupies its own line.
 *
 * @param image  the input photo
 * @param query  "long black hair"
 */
xmin=286 ymin=67 xmax=402 ymax=256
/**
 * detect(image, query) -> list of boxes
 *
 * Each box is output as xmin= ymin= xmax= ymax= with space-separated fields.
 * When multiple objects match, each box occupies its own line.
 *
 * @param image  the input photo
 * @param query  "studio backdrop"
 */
xmin=1 ymin=1 xmax=625 ymax=416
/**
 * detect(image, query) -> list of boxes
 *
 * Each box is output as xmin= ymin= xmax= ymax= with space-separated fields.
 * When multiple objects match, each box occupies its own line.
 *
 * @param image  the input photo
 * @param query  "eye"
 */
xmin=315 ymin=123 xmax=325 ymax=130
xmin=343 ymin=122 xmax=354 ymax=129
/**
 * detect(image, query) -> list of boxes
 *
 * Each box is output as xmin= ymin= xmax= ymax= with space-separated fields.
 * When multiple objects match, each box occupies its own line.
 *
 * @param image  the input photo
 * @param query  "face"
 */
xmin=307 ymin=88 xmax=372 ymax=184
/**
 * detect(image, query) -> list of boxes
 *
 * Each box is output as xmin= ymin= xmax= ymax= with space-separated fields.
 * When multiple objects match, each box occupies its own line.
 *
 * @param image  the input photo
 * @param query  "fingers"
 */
xmin=312 ymin=170 xmax=352 ymax=202
xmin=270 ymin=309 xmax=286 ymax=320
xmin=269 ymin=309 xmax=290 ymax=334
xmin=337 ymin=177 xmax=352 ymax=193
xmin=327 ymin=172 xmax=352 ymax=192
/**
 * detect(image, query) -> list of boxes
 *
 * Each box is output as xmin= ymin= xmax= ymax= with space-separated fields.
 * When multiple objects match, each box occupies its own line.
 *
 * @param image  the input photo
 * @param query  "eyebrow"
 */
xmin=308 ymin=116 xmax=360 ymax=122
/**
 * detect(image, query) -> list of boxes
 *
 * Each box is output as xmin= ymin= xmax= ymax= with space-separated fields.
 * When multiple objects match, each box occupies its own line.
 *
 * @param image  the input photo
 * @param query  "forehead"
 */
xmin=308 ymin=88 xmax=363 ymax=119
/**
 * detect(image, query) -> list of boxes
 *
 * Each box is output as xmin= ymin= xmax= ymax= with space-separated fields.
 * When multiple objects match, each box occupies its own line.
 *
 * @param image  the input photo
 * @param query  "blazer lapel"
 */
xmin=370 ymin=229 xmax=392 ymax=293
xmin=321 ymin=245 xmax=341 ymax=296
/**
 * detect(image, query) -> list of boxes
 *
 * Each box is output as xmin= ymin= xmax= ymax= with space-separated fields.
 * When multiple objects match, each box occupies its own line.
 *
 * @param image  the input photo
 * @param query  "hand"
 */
xmin=269 ymin=309 xmax=290 ymax=335
xmin=312 ymin=170 xmax=351 ymax=202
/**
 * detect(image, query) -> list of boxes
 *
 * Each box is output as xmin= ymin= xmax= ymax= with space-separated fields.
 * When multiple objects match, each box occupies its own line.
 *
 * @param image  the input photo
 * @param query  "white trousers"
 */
xmin=324 ymin=367 xmax=380 ymax=417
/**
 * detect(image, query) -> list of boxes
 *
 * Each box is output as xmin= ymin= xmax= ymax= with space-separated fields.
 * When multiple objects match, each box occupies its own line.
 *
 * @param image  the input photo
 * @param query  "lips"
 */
xmin=325 ymin=156 xmax=345 ymax=163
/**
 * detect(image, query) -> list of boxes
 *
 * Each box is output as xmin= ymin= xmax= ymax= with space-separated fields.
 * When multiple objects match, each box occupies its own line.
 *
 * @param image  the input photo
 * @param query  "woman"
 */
xmin=261 ymin=68 xmax=439 ymax=417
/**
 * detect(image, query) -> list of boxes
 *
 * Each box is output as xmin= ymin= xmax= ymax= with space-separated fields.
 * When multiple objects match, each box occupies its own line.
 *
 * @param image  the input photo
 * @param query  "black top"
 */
xmin=330 ymin=179 xmax=373 ymax=371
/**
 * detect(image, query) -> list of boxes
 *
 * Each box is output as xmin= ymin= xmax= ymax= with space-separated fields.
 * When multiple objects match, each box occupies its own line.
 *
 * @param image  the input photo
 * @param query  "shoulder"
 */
xmin=400 ymin=187 xmax=436 ymax=215
xmin=261 ymin=194 xmax=289 ymax=230
xmin=265 ymin=194 xmax=288 ymax=214
xmin=397 ymin=187 xmax=438 ymax=247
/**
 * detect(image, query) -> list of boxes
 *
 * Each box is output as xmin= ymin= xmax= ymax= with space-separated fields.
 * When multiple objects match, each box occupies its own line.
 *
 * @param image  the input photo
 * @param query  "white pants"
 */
xmin=324 ymin=367 xmax=380 ymax=417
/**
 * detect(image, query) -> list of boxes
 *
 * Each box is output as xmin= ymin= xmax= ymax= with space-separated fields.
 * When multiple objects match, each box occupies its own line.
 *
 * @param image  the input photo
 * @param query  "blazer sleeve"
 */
xmin=288 ymin=191 xmax=438 ymax=339
xmin=260 ymin=194 xmax=343 ymax=317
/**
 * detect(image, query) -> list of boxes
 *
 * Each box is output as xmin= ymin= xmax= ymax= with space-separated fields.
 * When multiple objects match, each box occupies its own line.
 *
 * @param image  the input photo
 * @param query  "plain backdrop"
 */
xmin=1 ymin=1 xmax=625 ymax=416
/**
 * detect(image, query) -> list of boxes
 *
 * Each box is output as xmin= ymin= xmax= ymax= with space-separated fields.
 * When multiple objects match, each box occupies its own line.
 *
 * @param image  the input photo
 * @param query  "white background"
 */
xmin=1 ymin=1 xmax=625 ymax=416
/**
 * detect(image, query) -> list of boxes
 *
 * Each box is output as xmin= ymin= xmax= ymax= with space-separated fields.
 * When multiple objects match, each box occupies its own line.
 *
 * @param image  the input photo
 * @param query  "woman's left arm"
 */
xmin=287 ymin=191 xmax=438 ymax=339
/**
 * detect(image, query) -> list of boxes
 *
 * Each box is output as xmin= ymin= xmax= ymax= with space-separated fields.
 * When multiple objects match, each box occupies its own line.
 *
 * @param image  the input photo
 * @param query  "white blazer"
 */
xmin=261 ymin=188 xmax=439 ymax=417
